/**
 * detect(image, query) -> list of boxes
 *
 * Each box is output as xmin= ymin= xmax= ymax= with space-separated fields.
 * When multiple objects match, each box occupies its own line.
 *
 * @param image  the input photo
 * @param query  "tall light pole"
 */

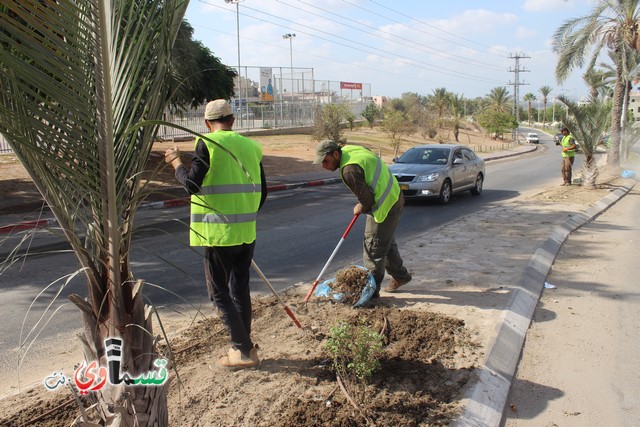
xmin=282 ymin=33 xmax=295 ymax=124
xmin=282 ymin=33 xmax=295 ymax=71
xmin=226 ymin=0 xmax=243 ymax=128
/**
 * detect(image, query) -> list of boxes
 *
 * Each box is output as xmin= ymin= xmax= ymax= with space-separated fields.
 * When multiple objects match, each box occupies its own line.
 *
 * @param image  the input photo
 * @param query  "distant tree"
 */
xmin=313 ymin=103 xmax=351 ymax=142
xmin=429 ymin=87 xmax=450 ymax=121
xmin=486 ymin=87 xmax=512 ymax=112
xmin=401 ymin=92 xmax=425 ymax=115
xmin=387 ymin=97 xmax=406 ymax=112
xmin=416 ymin=109 xmax=438 ymax=140
xmin=448 ymin=93 xmax=466 ymax=142
xmin=344 ymin=109 xmax=356 ymax=130
xmin=476 ymin=109 xmax=518 ymax=140
xmin=583 ymin=68 xmax=609 ymax=100
xmin=381 ymin=109 xmax=415 ymax=158
xmin=539 ymin=86 xmax=553 ymax=128
xmin=169 ymin=20 xmax=236 ymax=110
xmin=523 ymin=93 xmax=537 ymax=125
xmin=362 ymin=103 xmax=382 ymax=128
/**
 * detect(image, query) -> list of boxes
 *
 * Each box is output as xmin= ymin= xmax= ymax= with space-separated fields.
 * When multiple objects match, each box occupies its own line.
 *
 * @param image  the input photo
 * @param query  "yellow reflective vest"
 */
xmin=340 ymin=145 xmax=400 ymax=223
xmin=190 ymin=131 xmax=263 ymax=246
xmin=561 ymin=134 xmax=576 ymax=158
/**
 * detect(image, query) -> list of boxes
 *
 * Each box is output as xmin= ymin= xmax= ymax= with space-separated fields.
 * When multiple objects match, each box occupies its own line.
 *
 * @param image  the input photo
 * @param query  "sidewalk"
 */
xmin=503 ymin=184 xmax=640 ymax=426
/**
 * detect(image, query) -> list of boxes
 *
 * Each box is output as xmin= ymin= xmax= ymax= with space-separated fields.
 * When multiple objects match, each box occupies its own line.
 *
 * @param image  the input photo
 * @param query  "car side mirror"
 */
xmin=392 ymin=157 xmax=398 ymax=163
xmin=453 ymin=158 xmax=464 ymax=165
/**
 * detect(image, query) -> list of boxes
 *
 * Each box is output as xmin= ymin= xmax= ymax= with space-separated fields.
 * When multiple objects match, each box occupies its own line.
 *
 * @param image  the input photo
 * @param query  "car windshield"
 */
xmin=396 ymin=148 xmax=451 ymax=165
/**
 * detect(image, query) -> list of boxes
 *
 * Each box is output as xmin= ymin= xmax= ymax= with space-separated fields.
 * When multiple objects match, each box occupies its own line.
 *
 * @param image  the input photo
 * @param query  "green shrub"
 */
xmin=325 ymin=320 xmax=384 ymax=384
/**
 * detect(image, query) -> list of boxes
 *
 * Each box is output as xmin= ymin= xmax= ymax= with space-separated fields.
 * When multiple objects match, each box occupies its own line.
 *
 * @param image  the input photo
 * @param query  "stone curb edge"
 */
xmin=454 ymin=181 xmax=636 ymax=427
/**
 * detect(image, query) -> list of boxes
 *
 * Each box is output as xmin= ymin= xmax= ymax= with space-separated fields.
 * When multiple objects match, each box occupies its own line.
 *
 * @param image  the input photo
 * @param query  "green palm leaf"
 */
xmin=1 ymin=0 xmax=188 ymax=313
xmin=1 ymin=2 xmax=188 ymax=423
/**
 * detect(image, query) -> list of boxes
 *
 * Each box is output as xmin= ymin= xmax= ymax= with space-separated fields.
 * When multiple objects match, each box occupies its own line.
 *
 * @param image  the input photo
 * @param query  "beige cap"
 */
xmin=204 ymin=99 xmax=233 ymax=120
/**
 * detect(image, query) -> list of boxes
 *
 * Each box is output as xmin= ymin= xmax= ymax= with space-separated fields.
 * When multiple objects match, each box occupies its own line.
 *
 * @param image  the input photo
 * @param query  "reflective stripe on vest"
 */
xmin=340 ymin=145 xmax=400 ymax=223
xmin=190 ymin=131 xmax=262 ymax=247
xmin=191 ymin=212 xmax=258 ymax=224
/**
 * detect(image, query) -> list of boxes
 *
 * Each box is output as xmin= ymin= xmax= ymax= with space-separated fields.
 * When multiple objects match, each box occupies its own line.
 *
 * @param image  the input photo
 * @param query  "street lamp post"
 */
xmin=282 ymin=33 xmax=295 ymax=124
xmin=226 ymin=0 xmax=243 ymax=128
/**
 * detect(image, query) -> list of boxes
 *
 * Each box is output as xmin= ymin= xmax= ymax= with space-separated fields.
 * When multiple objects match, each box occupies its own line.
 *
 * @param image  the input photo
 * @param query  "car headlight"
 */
xmin=416 ymin=173 xmax=439 ymax=182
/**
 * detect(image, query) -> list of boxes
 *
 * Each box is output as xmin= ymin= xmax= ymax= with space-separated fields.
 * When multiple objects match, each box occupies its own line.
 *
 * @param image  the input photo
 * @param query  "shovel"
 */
xmin=251 ymin=260 xmax=303 ymax=329
xmin=300 ymin=213 xmax=360 ymax=313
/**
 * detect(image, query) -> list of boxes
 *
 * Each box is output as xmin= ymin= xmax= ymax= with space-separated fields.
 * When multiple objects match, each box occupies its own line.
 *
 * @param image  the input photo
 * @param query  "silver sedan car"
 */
xmin=388 ymin=144 xmax=485 ymax=204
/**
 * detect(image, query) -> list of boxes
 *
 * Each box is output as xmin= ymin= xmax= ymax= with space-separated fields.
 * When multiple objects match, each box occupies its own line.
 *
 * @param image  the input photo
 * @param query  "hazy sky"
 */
xmin=184 ymin=0 xmax=599 ymax=102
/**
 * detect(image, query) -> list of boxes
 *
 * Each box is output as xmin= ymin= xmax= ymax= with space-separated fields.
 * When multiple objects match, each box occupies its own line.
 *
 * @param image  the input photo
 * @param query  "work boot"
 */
xmin=383 ymin=273 xmax=412 ymax=293
xmin=217 ymin=345 xmax=260 ymax=370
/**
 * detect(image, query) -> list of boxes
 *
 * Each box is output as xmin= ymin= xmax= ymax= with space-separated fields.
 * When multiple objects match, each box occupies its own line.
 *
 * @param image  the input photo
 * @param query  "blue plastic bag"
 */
xmin=314 ymin=265 xmax=376 ymax=307
xmin=621 ymin=170 xmax=636 ymax=179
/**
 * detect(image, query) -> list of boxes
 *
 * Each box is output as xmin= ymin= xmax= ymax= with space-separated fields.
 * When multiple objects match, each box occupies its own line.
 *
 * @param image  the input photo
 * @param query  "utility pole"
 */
xmin=225 ymin=0 xmax=243 ymax=129
xmin=508 ymin=52 xmax=530 ymax=143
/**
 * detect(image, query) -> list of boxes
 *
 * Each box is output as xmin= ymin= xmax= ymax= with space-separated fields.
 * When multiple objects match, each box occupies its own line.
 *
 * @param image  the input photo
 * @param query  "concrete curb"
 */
xmin=454 ymin=181 xmax=636 ymax=427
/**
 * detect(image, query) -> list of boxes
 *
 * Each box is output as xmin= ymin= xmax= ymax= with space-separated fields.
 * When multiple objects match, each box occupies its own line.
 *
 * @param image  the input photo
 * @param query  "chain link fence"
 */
xmin=1 ymin=66 xmax=374 ymax=150
xmin=0 ymin=134 xmax=11 ymax=154
xmin=157 ymin=66 xmax=372 ymax=140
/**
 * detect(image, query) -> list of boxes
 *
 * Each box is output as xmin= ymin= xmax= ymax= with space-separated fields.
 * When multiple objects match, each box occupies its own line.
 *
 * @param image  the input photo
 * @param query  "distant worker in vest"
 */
xmin=559 ymin=126 xmax=577 ymax=186
xmin=164 ymin=99 xmax=267 ymax=369
xmin=313 ymin=140 xmax=412 ymax=296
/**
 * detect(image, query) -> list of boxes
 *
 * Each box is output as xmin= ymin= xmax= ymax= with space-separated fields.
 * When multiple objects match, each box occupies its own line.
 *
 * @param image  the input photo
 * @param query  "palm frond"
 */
xmin=0 ymin=0 xmax=188 ymax=316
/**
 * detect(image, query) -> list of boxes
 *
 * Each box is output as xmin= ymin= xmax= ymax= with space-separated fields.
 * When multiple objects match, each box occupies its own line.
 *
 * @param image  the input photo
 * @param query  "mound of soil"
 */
xmin=322 ymin=265 xmax=372 ymax=305
xmin=0 ymin=287 xmax=481 ymax=426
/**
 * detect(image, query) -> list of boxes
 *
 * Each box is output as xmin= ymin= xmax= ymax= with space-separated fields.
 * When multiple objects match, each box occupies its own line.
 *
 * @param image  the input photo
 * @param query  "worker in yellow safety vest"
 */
xmin=313 ymin=140 xmax=412 ymax=296
xmin=559 ymin=126 xmax=577 ymax=186
xmin=165 ymin=99 xmax=267 ymax=369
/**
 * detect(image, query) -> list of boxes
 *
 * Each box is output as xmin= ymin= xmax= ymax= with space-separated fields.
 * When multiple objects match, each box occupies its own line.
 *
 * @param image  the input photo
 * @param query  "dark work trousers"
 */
xmin=363 ymin=198 xmax=409 ymax=292
xmin=204 ymin=242 xmax=255 ymax=354
xmin=562 ymin=156 xmax=575 ymax=184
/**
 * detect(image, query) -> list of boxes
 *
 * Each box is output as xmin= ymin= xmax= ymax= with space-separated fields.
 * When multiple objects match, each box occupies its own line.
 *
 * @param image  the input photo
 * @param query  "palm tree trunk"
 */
xmin=70 ymin=279 xmax=169 ymax=426
xmin=608 ymin=69 xmax=624 ymax=167
xmin=582 ymin=154 xmax=598 ymax=189
xmin=620 ymin=80 xmax=631 ymax=162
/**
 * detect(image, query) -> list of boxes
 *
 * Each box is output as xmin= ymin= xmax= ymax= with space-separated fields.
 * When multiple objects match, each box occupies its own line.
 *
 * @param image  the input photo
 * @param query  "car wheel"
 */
xmin=438 ymin=180 xmax=452 ymax=204
xmin=471 ymin=173 xmax=483 ymax=195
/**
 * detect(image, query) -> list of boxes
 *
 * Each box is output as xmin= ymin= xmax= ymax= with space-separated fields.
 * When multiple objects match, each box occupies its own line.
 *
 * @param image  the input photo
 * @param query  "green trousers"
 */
xmin=362 ymin=198 xmax=409 ymax=291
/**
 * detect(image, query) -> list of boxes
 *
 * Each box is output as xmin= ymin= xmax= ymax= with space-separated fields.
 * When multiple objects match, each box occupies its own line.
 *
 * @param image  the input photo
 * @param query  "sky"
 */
xmin=183 ymin=0 xmax=600 ymax=104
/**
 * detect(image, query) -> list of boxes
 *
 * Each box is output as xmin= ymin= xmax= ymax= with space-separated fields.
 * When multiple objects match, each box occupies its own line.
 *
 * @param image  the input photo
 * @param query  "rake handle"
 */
xmin=251 ymin=260 xmax=303 ymax=329
xmin=303 ymin=213 xmax=360 ymax=303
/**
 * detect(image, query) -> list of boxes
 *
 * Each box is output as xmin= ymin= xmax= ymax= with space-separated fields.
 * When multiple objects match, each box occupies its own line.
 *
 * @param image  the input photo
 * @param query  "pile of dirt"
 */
xmin=322 ymin=265 xmax=372 ymax=305
xmin=165 ymin=288 xmax=481 ymax=426
xmin=0 ymin=287 xmax=481 ymax=426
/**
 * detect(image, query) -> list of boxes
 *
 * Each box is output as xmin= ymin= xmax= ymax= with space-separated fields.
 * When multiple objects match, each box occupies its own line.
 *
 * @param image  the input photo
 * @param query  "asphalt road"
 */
xmin=0 ymin=135 xmax=572 ymax=382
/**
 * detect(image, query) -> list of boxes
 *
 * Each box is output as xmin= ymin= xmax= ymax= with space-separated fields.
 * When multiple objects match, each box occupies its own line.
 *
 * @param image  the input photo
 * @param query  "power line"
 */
xmin=361 ymin=0 xmax=511 ymax=58
xmin=283 ymin=0 xmax=505 ymax=72
xmin=197 ymin=0 xmax=504 ymax=86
